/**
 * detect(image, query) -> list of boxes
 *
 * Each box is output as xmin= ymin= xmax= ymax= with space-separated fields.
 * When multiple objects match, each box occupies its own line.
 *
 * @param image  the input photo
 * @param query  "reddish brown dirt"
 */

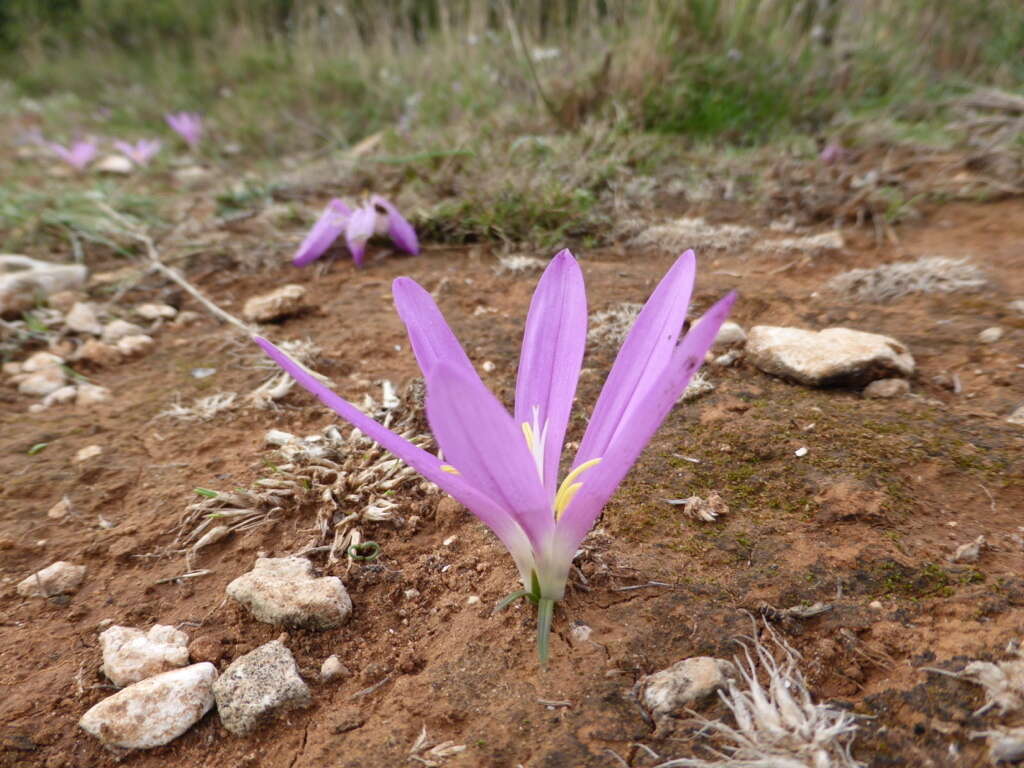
xmin=1 ymin=200 xmax=1023 ymax=767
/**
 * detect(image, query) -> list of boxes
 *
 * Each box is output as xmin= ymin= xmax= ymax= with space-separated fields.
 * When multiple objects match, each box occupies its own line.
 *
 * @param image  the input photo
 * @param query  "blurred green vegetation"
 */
xmin=1 ymin=0 xmax=1021 ymax=249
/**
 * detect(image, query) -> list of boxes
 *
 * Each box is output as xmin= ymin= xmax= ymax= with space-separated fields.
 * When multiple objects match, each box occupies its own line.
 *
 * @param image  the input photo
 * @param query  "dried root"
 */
xmin=656 ymin=622 xmax=863 ymax=768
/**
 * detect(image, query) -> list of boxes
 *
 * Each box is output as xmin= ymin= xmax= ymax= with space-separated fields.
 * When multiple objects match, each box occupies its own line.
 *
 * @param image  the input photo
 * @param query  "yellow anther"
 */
xmin=553 ymin=457 xmax=601 ymax=519
xmin=521 ymin=421 xmax=535 ymax=449
xmin=554 ymin=483 xmax=582 ymax=520
xmin=441 ymin=464 xmax=460 ymax=475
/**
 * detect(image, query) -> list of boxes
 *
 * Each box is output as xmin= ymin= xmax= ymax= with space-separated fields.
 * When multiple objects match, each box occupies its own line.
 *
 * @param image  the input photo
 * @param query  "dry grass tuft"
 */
xmin=827 ymin=256 xmax=987 ymax=302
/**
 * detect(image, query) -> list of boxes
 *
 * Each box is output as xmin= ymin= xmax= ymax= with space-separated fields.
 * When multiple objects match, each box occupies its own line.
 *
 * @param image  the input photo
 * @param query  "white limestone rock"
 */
xmin=16 ymin=561 xmax=86 ymax=597
xmin=65 ymin=302 xmax=103 ymax=335
xmin=95 ymin=154 xmax=134 ymax=175
xmin=73 ymin=339 xmax=122 ymax=367
xmin=135 ymin=302 xmax=177 ymax=320
xmin=226 ymin=556 xmax=352 ymax=630
xmin=213 ymin=640 xmax=311 ymax=736
xmin=746 ymin=326 xmax=914 ymax=387
xmin=100 ymin=624 xmax=191 ymax=687
xmin=41 ymin=384 xmax=78 ymax=407
xmin=1009 ymin=405 xmax=1024 ymax=426
xmin=978 ymin=326 xmax=1004 ymax=344
xmin=712 ymin=321 xmax=747 ymax=350
xmin=116 ymin=334 xmax=155 ymax=357
xmin=22 ymin=351 xmax=64 ymax=372
xmin=0 ymin=255 xmax=88 ymax=317
xmin=79 ymin=663 xmax=216 ymax=750
xmin=18 ymin=365 xmax=67 ymax=396
xmin=242 ymin=284 xmax=308 ymax=323
xmin=101 ymin=318 xmax=147 ymax=344
xmin=76 ymin=383 xmax=112 ymax=406
xmin=639 ymin=657 xmax=737 ymax=720
xmin=320 ymin=655 xmax=348 ymax=682
xmin=862 ymin=378 xmax=910 ymax=399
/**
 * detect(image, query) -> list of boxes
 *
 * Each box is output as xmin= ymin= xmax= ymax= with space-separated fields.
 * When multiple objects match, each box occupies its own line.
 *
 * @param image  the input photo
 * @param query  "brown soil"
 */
xmin=1 ymin=199 xmax=1023 ymax=768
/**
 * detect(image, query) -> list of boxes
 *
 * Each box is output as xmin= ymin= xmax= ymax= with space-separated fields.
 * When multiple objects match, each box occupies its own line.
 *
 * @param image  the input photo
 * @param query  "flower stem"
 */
xmin=537 ymin=598 xmax=555 ymax=666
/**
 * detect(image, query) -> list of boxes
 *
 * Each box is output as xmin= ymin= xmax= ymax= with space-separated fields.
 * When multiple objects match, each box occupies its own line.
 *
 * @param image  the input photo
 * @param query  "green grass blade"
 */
xmin=492 ymin=589 xmax=530 ymax=614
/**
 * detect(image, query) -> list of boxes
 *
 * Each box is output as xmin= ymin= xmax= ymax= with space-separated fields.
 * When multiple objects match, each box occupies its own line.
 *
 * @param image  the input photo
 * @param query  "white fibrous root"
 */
xmin=655 ymin=623 xmax=863 ymax=768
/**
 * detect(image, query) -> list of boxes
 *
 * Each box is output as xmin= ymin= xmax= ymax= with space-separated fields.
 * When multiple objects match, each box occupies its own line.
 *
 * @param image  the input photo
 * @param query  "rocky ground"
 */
xmin=1 ymin=160 xmax=1023 ymax=767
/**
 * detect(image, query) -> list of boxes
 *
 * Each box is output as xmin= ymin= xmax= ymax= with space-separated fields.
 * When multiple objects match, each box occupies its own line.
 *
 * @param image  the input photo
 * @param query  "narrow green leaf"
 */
xmin=492 ymin=589 xmax=530 ymax=614
xmin=27 ymin=442 xmax=50 ymax=455
xmin=194 ymin=487 xmax=219 ymax=498
xmin=537 ymin=598 xmax=555 ymax=667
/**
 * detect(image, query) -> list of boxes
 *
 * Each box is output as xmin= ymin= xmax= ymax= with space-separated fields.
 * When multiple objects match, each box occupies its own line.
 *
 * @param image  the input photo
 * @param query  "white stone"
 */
xmin=863 ymin=378 xmax=910 ymax=399
xmin=242 ymin=284 xmax=307 ymax=323
xmin=978 ymin=326 xmax=1004 ymax=344
xmin=22 ymin=351 xmax=64 ymax=372
xmin=639 ymin=657 xmax=737 ymax=719
xmin=102 ymin=319 xmax=147 ymax=344
xmin=951 ymin=535 xmax=985 ymax=564
xmin=3 ymin=361 xmax=21 ymax=376
xmin=226 ymin=556 xmax=352 ymax=630
xmin=95 ymin=154 xmax=134 ymax=175
xmin=116 ymin=334 xmax=155 ymax=357
xmin=1010 ymin=299 xmax=1024 ymax=315
xmin=73 ymin=339 xmax=122 ymax=366
xmin=76 ymin=383 xmax=112 ymax=406
xmin=320 ymin=655 xmax=348 ymax=682
xmin=135 ymin=302 xmax=177 ymax=320
xmin=16 ymin=561 xmax=86 ymax=597
xmin=173 ymin=166 xmax=211 ymax=185
xmin=79 ymin=663 xmax=216 ymax=749
xmin=1009 ymin=406 xmax=1024 ymax=426
xmin=18 ymin=366 xmax=67 ymax=396
xmin=0 ymin=255 xmax=88 ymax=316
xmin=213 ymin=640 xmax=311 ymax=735
xmin=65 ymin=302 xmax=103 ymax=335
xmin=746 ymin=326 xmax=915 ymax=387
xmin=41 ymin=385 xmax=77 ymax=407
xmin=47 ymin=496 xmax=72 ymax=519
xmin=74 ymin=445 xmax=103 ymax=463
xmin=100 ymin=625 xmax=191 ymax=687
xmin=712 ymin=321 xmax=747 ymax=349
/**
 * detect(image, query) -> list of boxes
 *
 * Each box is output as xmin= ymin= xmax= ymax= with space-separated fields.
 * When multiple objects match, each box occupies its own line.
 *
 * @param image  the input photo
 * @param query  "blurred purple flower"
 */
xmin=819 ymin=141 xmax=845 ymax=165
xmin=256 ymin=249 xmax=734 ymax=662
xmin=165 ymin=112 xmax=202 ymax=149
xmin=292 ymin=195 xmax=419 ymax=268
xmin=114 ymin=139 xmax=162 ymax=166
xmin=47 ymin=139 xmax=97 ymax=170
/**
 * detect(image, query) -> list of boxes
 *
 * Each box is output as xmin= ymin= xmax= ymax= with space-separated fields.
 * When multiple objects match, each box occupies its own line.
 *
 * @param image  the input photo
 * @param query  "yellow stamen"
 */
xmin=521 ymin=421 xmax=535 ymax=450
xmin=441 ymin=464 xmax=460 ymax=475
xmin=553 ymin=457 xmax=601 ymax=519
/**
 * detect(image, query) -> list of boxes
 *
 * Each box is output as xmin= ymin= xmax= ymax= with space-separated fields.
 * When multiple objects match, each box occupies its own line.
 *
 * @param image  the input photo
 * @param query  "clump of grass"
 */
xmin=827 ymin=256 xmax=988 ymax=302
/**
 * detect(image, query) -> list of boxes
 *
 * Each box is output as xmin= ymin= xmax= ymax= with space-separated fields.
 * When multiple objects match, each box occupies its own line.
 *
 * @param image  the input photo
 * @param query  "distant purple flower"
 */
xmin=165 ymin=112 xmax=202 ymax=149
xmin=256 ymin=249 xmax=735 ymax=662
xmin=47 ymin=139 xmax=97 ymax=170
xmin=292 ymin=195 xmax=419 ymax=268
xmin=114 ymin=139 xmax=162 ymax=166
xmin=819 ymin=142 xmax=845 ymax=166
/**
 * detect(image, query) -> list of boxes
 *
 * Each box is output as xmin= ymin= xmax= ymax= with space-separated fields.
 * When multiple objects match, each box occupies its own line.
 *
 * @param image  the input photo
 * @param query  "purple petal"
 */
xmin=252 ymin=335 xmax=532 ymax=557
xmin=392 ymin=277 xmax=477 ymax=380
xmin=514 ymin=249 xmax=587 ymax=495
xmin=345 ymin=205 xmax=376 ymax=266
xmin=574 ymin=250 xmax=697 ymax=466
xmin=114 ymin=140 xmax=133 ymax=157
xmin=371 ymin=195 xmax=419 ymax=255
xmin=425 ymin=360 xmax=553 ymax=550
xmin=556 ymin=290 xmax=736 ymax=553
xmin=292 ymin=199 xmax=351 ymax=267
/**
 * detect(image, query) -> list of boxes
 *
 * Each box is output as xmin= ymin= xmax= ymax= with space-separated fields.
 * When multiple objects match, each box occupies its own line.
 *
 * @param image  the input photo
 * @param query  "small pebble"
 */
xmin=978 ymin=326 xmax=1003 ymax=344
xmin=794 ymin=446 xmax=808 ymax=457
xmin=74 ymin=445 xmax=103 ymax=463
xmin=320 ymin=655 xmax=348 ymax=682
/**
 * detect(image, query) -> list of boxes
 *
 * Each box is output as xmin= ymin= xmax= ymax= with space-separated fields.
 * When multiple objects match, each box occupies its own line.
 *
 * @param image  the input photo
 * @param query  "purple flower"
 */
xmin=255 ymin=249 xmax=734 ymax=661
xmin=165 ymin=112 xmax=202 ymax=149
xmin=291 ymin=195 xmax=419 ymax=268
xmin=47 ymin=139 xmax=97 ymax=170
xmin=114 ymin=139 xmax=162 ymax=166
xmin=819 ymin=141 xmax=845 ymax=166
